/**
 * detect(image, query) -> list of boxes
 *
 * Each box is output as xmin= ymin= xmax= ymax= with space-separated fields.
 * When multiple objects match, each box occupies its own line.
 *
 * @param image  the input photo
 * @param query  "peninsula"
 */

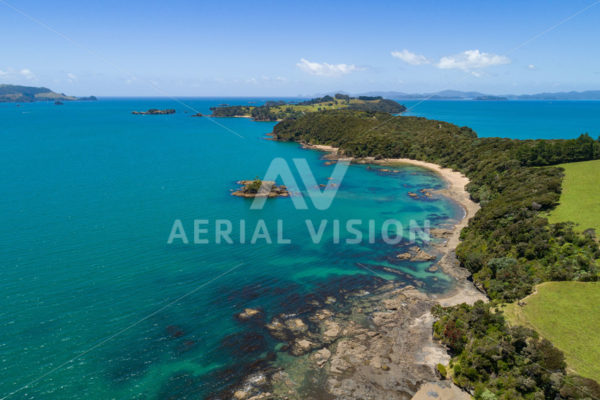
xmin=0 ymin=84 xmax=96 ymax=103
xmin=238 ymin=110 xmax=600 ymax=399
xmin=209 ymin=94 xmax=406 ymax=121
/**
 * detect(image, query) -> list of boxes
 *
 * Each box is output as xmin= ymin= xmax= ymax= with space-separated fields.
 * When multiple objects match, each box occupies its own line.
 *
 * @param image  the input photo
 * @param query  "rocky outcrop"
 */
xmin=396 ymin=246 xmax=437 ymax=262
xmin=259 ymin=284 xmax=453 ymax=399
xmin=227 ymin=273 xmax=484 ymax=399
xmin=429 ymin=228 xmax=453 ymax=239
xmin=236 ymin=308 xmax=263 ymax=321
xmin=232 ymin=180 xmax=289 ymax=198
xmin=231 ymin=373 xmax=271 ymax=400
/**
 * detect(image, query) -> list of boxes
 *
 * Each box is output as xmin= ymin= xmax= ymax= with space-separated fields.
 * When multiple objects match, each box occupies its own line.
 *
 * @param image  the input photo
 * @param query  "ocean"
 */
xmin=1 ymin=98 xmax=599 ymax=399
xmin=403 ymin=100 xmax=600 ymax=140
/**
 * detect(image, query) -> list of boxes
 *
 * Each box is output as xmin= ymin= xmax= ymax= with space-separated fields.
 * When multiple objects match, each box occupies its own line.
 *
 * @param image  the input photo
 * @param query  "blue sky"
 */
xmin=1 ymin=0 xmax=599 ymax=96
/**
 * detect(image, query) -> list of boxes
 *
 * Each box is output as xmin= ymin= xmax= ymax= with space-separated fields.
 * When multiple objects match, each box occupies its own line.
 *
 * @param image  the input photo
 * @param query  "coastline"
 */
xmin=229 ymin=142 xmax=488 ymax=399
xmin=301 ymin=143 xmax=485 ymax=305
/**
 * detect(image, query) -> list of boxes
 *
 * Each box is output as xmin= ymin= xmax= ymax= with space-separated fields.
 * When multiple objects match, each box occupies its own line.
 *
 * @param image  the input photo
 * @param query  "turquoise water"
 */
xmin=0 ymin=99 xmax=458 ymax=399
xmin=4 ymin=98 xmax=598 ymax=399
xmin=403 ymin=100 xmax=600 ymax=139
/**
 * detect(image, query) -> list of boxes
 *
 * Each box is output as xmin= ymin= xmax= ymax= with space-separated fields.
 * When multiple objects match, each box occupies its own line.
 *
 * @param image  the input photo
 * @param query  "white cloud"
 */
xmin=20 ymin=68 xmax=35 ymax=79
xmin=528 ymin=64 xmax=536 ymax=70
xmin=391 ymin=49 xmax=429 ymax=65
xmin=67 ymin=72 xmax=78 ymax=81
xmin=437 ymin=50 xmax=510 ymax=71
xmin=0 ymin=69 xmax=7 ymax=76
xmin=297 ymin=58 xmax=360 ymax=77
xmin=260 ymin=75 xmax=287 ymax=83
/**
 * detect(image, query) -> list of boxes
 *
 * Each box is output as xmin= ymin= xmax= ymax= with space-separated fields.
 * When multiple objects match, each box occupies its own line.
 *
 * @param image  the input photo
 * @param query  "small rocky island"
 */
xmin=232 ymin=179 xmax=289 ymax=198
xmin=131 ymin=108 xmax=175 ymax=115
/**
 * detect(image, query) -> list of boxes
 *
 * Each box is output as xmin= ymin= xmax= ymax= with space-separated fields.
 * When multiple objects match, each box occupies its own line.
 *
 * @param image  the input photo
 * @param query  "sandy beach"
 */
xmin=239 ymin=142 xmax=486 ymax=399
xmin=230 ymin=142 xmax=487 ymax=399
xmin=301 ymin=142 xmax=485 ymax=306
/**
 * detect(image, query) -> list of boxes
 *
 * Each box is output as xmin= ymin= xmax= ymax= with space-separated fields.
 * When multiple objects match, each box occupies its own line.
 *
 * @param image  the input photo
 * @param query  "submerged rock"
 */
xmin=396 ymin=247 xmax=437 ymax=262
xmin=285 ymin=318 xmax=308 ymax=334
xmin=236 ymin=308 xmax=263 ymax=321
xmin=312 ymin=348 xmax=331 ymax=368
xmin=290 ymin=338 xmax=315 ymax=356
xmin=412 ymin=249 xmax=436 ymax=262
xmin=322 ymin=320 xmax=341 ymax=341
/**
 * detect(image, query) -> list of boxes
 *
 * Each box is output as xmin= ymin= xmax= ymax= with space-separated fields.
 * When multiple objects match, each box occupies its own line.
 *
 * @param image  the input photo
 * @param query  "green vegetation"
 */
xmin=272 ymin=110 xmax=600 ymax=398
xmin=0 ymin=84 xmax=96 ymax=102
xmin=436 ymin=363 xmax=448 ymax=379
xmin=243 ymin=178 xmax=263 ymax=194
xmin=209 ymin=94 xmax=406 ymax=121
xmin=433 ymin=302 xmax=600 ymax=399
xmin=274 ymin=110 xmax=600 ymax=302
xmin=516 ymin=135 xmax=600 ymax=166
xmin=503 ymin=282 xmax=600 ymax=383
xmin=549 ymin=160 xmax=600 ymax=233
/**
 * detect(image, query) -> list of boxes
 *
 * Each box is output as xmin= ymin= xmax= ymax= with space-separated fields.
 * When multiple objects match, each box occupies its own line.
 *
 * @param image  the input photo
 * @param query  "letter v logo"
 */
xmin=250 ymin=157 xmax=349 ymax=210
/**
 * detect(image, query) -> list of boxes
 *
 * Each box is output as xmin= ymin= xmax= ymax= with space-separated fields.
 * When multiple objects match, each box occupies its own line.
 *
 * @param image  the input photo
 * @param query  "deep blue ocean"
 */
xmin=403 ymin=100 xmax=600 ymax=139
xmin=1 ymin=98 xmax=599 ymax=399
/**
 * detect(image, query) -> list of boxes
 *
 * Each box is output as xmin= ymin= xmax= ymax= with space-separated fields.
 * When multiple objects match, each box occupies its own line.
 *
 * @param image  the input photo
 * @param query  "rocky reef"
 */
xmin=227 ymin=281 xmax=478 ymax=400
xmin=396 ymin=246 xmax=437 ymax=262
xmin=220 ymin=216 xmax=485 ymax=399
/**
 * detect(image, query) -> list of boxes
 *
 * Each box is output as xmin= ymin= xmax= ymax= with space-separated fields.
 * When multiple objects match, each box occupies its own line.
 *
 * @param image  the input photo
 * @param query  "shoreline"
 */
xmin=301 ymin=143 xmax=488 ymax=397
xmin=228 ymin=142 xmax=488 ymax=399
xmin=301 ymin=143 xmax=485 ymax=306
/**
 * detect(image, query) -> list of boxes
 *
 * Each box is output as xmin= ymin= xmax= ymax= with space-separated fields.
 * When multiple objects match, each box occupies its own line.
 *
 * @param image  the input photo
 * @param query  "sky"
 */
xmin=1 ymin=0 xmax=599 ymax=96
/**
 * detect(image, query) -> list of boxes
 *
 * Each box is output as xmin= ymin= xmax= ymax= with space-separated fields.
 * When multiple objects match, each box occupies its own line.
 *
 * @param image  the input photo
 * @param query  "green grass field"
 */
xmin=503 ymin=282 xmax=600 ymax=382
xmin=548 ymin=159 xmax=600 ymax=233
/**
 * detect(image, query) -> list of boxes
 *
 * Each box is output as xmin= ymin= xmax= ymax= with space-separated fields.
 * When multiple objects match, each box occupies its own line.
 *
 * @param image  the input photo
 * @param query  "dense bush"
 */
xmin=273 ymin=110 xmax=600 ymax=302
xmin=273 ymin=110 xmax=600 ymax=398
xmin=432 ymin=302 xmax=598 ymax=399
xmin=210 ymin=97 xmax=406 ymax=121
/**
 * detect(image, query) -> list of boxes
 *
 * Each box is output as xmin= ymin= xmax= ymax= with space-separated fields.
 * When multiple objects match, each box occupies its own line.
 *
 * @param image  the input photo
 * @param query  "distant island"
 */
xmin=210 ymin=94 xmax=406 ymax=121
xmin=474 ymin=95 xmax=508 ymax=101
xmin=0 ymin=84 xmax=96 ymax=103
xmin=357 ymin=89 xmax=600 ymax=101
xmin=131 ymin=109 xmax=175 ymax=115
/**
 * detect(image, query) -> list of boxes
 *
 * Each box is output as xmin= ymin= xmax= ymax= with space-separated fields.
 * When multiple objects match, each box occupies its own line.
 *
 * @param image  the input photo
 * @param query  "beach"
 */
xmin=226 ymin=143 xmax=488 ymax=399
xmin=303 ymin=143 xmax=486 ymax=306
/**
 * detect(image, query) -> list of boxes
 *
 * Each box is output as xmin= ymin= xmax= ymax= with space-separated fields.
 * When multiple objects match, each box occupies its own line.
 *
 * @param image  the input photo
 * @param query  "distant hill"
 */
xmin=0 ymin=84 xmax=96 ymax=103
xmin=359 ymin=89 xmax=600 ymax=101
xmin=513 ymin=90 xmax=600 ymax=100
xmin=210 ymin=94 xmax=406 ymax=121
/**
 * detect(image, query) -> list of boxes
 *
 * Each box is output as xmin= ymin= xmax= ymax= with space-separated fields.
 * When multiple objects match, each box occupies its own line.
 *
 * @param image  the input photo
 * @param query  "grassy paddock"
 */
xmin=549 ymin=159 xmax=600 ymax=233
xmin=503 ymin=281 xmax=600 ymax=382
